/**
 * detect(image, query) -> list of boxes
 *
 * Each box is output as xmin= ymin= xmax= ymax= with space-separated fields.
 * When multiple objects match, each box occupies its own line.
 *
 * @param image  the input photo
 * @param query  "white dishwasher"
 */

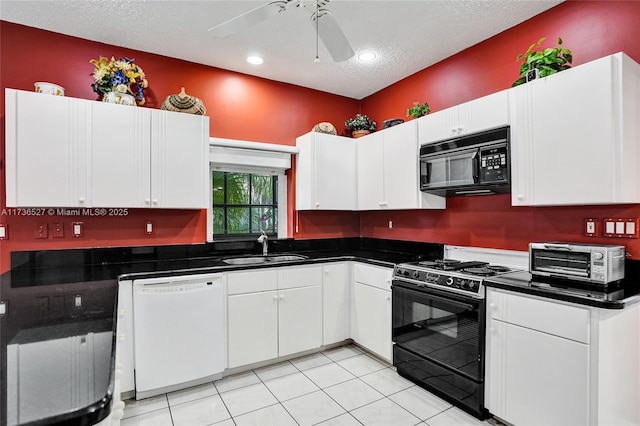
xmin=133 ymin=273 xmax=225 ymax=399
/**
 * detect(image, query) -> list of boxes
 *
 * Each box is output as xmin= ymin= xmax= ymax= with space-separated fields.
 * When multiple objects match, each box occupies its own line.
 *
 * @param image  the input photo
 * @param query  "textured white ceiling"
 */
xmin=0 ymin=0 xmax=563 ymax=99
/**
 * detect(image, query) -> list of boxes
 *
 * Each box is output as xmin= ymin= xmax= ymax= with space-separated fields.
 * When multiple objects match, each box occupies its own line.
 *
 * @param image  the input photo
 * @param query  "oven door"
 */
xmin=391 ymin=280 xmax=487 ymax=419
xmin=392 ymin=282 xmax=484 ymax=379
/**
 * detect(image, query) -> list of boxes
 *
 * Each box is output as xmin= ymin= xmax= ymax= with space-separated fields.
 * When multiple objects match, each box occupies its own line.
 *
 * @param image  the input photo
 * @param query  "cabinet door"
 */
xmin=417 ymin=108 xmax=458 ymax=145
xmin=356 ymin=132 xmax=384 ymax=210
xmin=5 ymin=89 xmax=87 ymax=207
xmin=352 ymin=282 xmax=384 ymax=356
xmin=464 ymin=90 xmax=509 ymax=134
xmin=323 ymin=263 xmax=350 ymax=345
xmin=90 ymin=102 xmax=151 ymax=207
xmin=227 ymin=291 xmax=278 ymax=368
xmin=151 ymin=111 xmax=208 ymax=209
xmin=487 ymin=320 xmax=589 ymax=426
xmin=295 ymin=133 xmax=315 ymax=210
xmin=278 ymin=285 xmax=322 ymax=357
xmin=510 ymin=54 xmax=640 ymax=206
xmin=383 ymin=121 xmax=419 ymax=209
xmin=314 ymin=133 xmax=357 ymax=210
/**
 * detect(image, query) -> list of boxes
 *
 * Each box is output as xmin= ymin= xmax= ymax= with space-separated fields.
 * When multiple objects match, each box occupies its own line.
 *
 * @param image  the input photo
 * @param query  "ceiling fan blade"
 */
xmin=313 ymin=10 xmax=354 ymax=62
xmin=208 ymin=1 xmax=289 ymax=38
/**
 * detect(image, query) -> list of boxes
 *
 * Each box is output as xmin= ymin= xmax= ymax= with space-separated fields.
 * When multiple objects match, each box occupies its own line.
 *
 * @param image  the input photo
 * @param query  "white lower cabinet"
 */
xmin=322 ymin=263 xmax=351 ymax=345
xmin=351 ymin=263 xmax=393 ymax=362
xmin=486 ymin=288 xmax=640 ymax=426
xmin=226 ymin=266 xmax=322 ymax=368
xmin=227 ymin=290 xmax=279 ymax=368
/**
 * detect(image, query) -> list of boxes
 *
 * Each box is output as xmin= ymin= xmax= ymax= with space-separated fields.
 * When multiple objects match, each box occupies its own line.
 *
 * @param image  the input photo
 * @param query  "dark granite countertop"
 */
xmin=485 ymin=270 xmax=640 ymax=309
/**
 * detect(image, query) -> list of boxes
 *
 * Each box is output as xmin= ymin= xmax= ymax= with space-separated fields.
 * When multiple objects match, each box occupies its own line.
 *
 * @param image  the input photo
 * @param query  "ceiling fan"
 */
xmin=208 ymin=0 xmax=355 ymax=62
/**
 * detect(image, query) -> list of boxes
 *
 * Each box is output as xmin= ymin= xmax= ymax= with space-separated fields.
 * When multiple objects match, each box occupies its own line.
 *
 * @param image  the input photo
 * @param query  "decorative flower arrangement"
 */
xmin=345 ymin=114 xmax=377 ymax=132
xmin=90 ymin=56 xmax=148 ymax=105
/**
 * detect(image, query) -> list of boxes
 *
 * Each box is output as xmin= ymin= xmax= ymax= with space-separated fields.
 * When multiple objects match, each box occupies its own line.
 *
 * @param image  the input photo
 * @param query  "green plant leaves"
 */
xmin=512 ymin=36 xmax=572 ymax=87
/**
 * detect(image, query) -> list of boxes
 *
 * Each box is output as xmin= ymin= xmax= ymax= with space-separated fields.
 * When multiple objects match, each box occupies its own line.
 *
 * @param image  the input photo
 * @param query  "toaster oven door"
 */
xmin=530 ymin=247 xmax=591 ymax=279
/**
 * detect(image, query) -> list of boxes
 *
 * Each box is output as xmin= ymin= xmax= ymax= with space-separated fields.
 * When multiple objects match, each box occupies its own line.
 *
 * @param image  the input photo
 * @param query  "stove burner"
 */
xmin=462 ymin=267 xmax=498 ymax=277
xmin=417 ymin=259 xmax=488 ymax=271
xmin=487 ymin=265 xmax=511 ymax=273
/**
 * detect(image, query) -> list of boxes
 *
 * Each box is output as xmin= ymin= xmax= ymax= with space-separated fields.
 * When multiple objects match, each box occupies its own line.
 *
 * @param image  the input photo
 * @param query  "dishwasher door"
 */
xmin=133 ymin=273 xmax=225 ymax=399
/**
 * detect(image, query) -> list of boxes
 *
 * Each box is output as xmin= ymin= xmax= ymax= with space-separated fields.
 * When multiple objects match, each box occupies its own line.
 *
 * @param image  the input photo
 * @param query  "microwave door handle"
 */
xmin=472 ymin=151 xmax=480 ymax=183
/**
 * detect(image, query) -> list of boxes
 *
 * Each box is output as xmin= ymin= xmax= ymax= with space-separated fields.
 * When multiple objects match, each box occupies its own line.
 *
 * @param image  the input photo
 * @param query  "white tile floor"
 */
xmin=122 ymin=344 xmax=496 ymax=426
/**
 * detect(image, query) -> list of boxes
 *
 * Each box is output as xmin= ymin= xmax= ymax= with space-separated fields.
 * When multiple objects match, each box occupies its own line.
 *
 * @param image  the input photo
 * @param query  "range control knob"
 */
xmin=446 ymin=277 xmax=454 ymax=286
xmin=402 ymin=270 xmax=410 ymax=277
xmin=411 ymin=270 xmax=420 ymax=279
xmin=593 ymin=252 xmax=604 ymax=260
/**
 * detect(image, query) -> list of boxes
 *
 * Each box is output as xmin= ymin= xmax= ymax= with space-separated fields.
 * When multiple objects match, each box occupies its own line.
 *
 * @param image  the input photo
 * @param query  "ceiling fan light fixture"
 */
xmin=358 ymin=51 xmax=377 ymax=62
xmin=246 ymin=55 xmax=265 ymax=65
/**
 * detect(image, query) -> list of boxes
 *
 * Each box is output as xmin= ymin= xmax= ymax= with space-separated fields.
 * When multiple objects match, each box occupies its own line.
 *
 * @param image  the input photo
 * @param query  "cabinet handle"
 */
xmin=118 ymin=334 xmax=126 ymax=342
xmin=489 ymin=303 xmax=496 ymax=310
xmin=516 ymin=194 xmax=524 ymax=201
xmin=144 ymin=198 xmax=150 ymax=205
xmin=378 ymin=202 xmax=388 ymax=207
xmin=78 ymin=197 xmax=85 ymax=204
xmin=152 ymin=199 xmax=158 ymax=205
xmin=279 ymin=294 xmax=284 ymax=300
xmin=273 ymin=295 xmax=278 ymax=300
xmin=118 ymin=309 xmax=125 ymax=318
xmin=324 ymin=269 xmax=329 ymax=275
xmin=315 ymin=202 xmax=320 ymax=208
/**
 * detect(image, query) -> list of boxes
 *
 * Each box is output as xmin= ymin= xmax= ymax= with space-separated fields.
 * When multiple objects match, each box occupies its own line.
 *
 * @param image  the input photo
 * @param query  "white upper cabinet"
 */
xmin=150 ymin=110 xmax=209 ymax=208
xmin=89 ymin=101 xmax=151 ymax=208
xmin=296 ymin=132 xmax=357 ymax=210
xmin=510 ymin=52 xmax=640 ymax=206
xmin=418 ymin=90 xmax=509 ymax=145
xmin=5 ymin=89 xmax=209 ymax=208
xmin=357 ymin=121 xmax=445 ymax=210
xmin=5 ymin=89 xmax=87 ymax=207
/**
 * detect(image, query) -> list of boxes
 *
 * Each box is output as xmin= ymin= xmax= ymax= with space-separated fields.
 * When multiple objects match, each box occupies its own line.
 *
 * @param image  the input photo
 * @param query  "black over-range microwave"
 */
xmin=419 ymin=126 xmax=511 ymax=196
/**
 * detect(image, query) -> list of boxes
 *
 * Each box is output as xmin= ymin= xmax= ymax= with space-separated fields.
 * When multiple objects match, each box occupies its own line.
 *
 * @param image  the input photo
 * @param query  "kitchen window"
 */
xmin=212 ymin=171 xmax=278 ymax=237
xmin=208 ymin=138 xmax=295 ymax=242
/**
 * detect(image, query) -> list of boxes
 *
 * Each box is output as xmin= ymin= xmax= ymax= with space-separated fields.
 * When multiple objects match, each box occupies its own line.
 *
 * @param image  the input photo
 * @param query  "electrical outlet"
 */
xmin=388 ymin=220 xmax=393 ymax=229
xmin=34 ymin=223 xmax=48 ymax=239
xmin=0 ymin=224 xmax=7 ymax=240
xmin=584 ymin=218 xmax=599 ymax=237
xmin=52 ymin=223 xmax=64 ymax=238
xmin=72 ymin=222 xmax=83 ymax=237
xmin=74 ymin=294 xmax=83 ymax=309
xmin=145 ymin=221 xmax=154 ymax=235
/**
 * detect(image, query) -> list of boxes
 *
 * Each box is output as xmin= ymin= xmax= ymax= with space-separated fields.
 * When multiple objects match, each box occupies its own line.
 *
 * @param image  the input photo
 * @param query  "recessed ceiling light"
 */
xmin=358 ymin=52 xmax=376 ymax=62
xmin=246 ymin=55 xmax=265 ymax=65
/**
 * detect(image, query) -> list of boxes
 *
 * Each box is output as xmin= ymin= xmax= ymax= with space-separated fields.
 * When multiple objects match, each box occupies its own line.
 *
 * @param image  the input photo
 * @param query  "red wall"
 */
xmin=359 ymin=0 xmax=640 ymax=258
xmin=2 ymin=0 xmax=640 ymax=272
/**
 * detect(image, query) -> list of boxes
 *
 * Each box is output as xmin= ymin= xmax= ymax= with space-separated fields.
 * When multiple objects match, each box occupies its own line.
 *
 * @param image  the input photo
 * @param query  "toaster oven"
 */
xmin=529 ymin=242 xmax=625 ymax=284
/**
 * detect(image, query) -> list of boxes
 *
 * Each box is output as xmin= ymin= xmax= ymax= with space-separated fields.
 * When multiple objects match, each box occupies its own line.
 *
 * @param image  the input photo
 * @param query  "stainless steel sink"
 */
xmin=265 ymin=255 xmax=308 ymax=262
xmin=222 ymin=257 xmax=268 ymax=265
xmin=222 ymin=254 xmax=307 ymax=265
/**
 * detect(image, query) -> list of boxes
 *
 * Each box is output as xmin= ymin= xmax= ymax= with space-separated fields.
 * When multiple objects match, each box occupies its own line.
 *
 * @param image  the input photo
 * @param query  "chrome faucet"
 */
xmin=257 ymin=231 xmax=268 ymax=256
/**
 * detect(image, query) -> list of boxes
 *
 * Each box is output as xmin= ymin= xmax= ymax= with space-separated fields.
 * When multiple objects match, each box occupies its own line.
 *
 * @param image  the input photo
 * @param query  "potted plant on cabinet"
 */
xmin=407 ymin=101 xmax=430 ymax=119
xmin=345 ymin=114 xmax=376 ymax=138
xmin=512 ymin=37 xmax=572 ymax=87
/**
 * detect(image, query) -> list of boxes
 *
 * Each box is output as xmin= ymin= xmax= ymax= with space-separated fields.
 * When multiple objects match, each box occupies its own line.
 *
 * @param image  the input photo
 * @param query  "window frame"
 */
xmin=208 ymin=164 xmax=287 ymax=242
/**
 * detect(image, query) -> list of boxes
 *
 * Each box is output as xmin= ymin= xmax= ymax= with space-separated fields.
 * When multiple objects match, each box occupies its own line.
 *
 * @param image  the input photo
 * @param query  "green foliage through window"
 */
xmin=212 ymin=171 xmax=278 ymax=237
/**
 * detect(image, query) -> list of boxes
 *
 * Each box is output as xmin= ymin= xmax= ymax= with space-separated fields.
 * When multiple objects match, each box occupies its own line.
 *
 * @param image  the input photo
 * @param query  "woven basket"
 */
xmin=161 ymin=87 xmax=206 ymax=115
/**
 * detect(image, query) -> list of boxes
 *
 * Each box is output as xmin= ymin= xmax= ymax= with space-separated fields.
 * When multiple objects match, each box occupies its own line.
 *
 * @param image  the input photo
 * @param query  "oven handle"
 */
xmin=392 ymin=283 xmax=476 ymax=312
